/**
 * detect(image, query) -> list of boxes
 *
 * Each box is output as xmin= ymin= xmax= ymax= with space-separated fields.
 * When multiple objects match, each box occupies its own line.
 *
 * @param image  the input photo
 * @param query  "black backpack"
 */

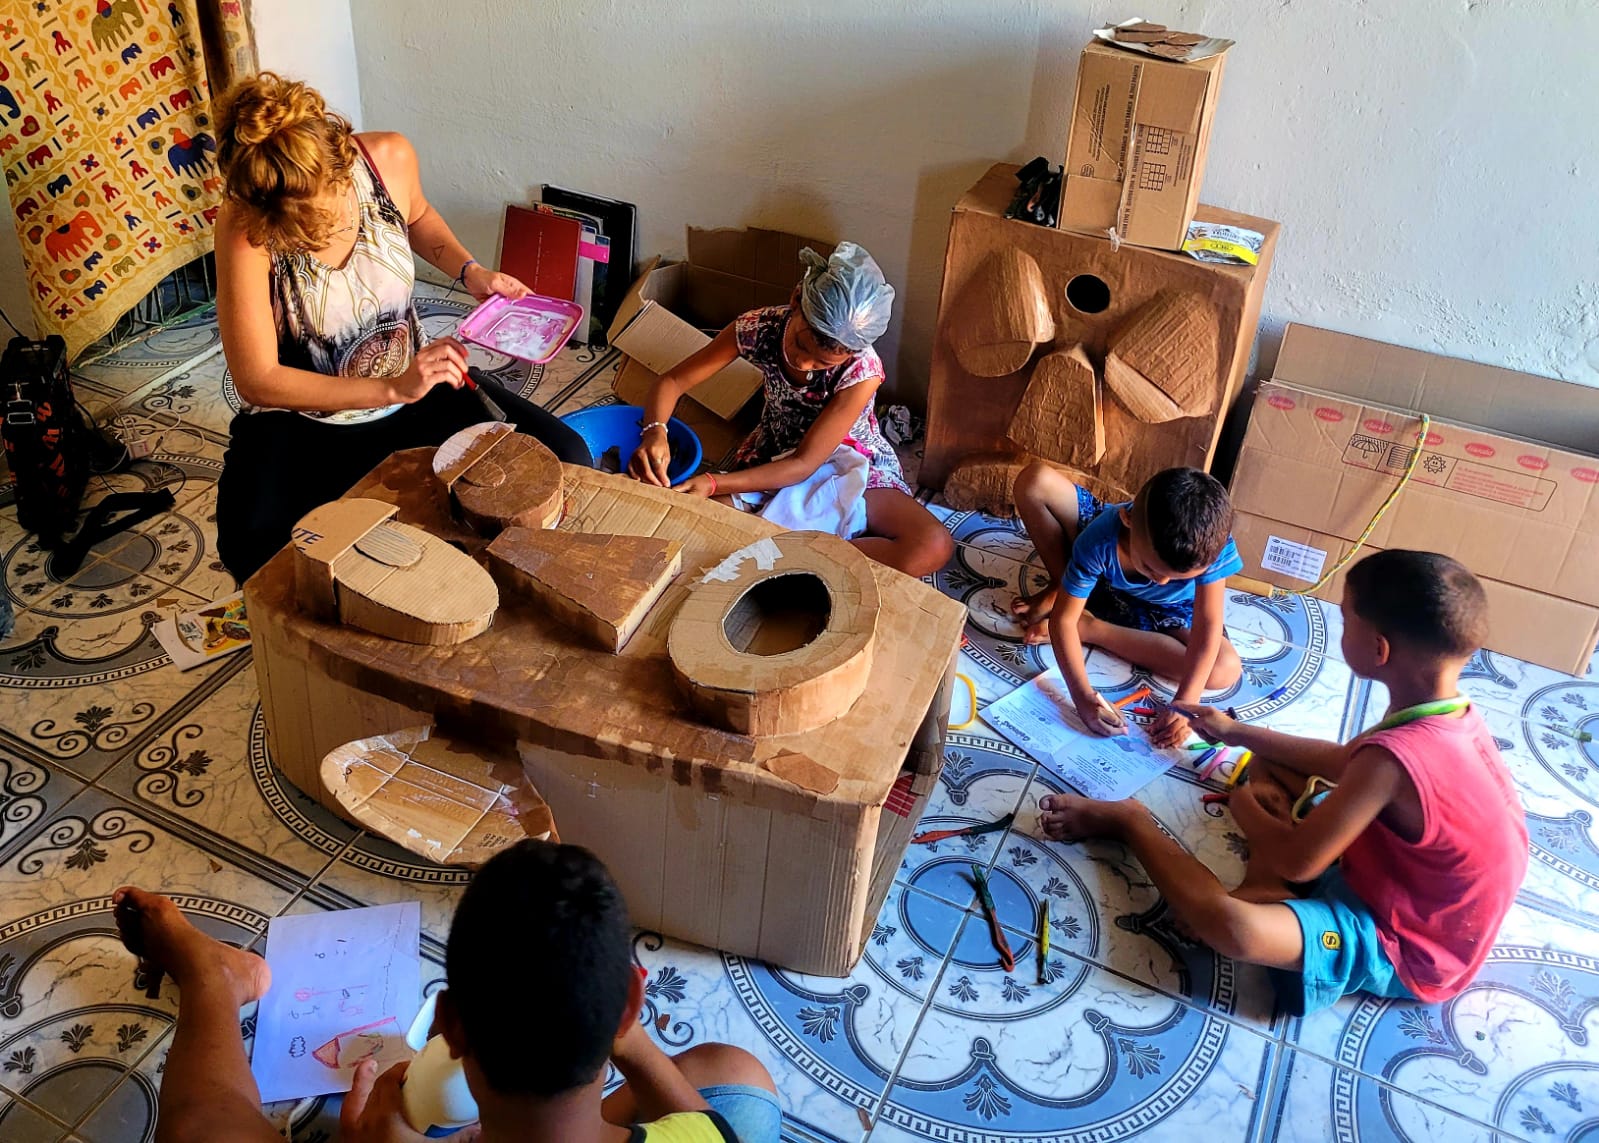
xmin=2 ymin=334 xmax=92 ymax=547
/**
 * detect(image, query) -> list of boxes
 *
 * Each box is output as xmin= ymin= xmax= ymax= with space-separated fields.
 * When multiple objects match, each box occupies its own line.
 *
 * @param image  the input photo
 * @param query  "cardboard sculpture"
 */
xmin=249 ymin=455 xmax=966 ymax=976
xmin=923 ymin=163 xmax=1278 ymax=512
xmin=487 ymin=527 xmax=683 ymax=653
xmin=291 ymin=499 xmax=498 ymax=645
xmin=1230 ymin=323 xmax=1599 ymax=675
xmin=320 ymin=724 xmax=557 ymax=867
xmin=433 ymin=422 xmax=564 ymax=535
xmin=1102 ymin=291 xmax=1220 ymax=422
xmin=948 ymin=247 xmax=1055 ymax=377
xmin=1008 ymin=345 xmax=1103 ymax=468
xmin=668 ymin=533 xmax=879 ymax=737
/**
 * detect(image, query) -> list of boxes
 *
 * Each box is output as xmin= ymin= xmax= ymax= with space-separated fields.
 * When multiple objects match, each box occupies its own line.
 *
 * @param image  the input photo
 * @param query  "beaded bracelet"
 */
xmin=638 ymin=420 xmax=669 ymax=434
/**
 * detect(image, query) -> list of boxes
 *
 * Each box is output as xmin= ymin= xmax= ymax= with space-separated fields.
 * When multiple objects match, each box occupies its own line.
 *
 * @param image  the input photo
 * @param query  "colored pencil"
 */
xmin=1113 ymin=687 xmax=1152 ymax=710
xmin=1037 ymin=900 xmax=1050 ymax=985
xmin=1224 ymin=750 xmax=1255 ymax=789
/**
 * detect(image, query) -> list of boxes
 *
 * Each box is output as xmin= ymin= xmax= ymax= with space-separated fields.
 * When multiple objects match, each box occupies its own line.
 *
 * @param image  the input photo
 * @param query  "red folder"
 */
xmin=499 ymin=204 xmax=581 ymax=303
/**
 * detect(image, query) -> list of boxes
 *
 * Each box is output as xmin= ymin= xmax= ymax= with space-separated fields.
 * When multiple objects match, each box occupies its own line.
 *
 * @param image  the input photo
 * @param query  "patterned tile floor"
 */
xmin=1 ymin=295 xmax=1596 ymax=1141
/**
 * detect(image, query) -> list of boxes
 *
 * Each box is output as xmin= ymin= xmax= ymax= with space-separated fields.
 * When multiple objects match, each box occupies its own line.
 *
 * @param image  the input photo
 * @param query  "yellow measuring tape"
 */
xmin=1270 ymin=414 xmax=1432 ymax=600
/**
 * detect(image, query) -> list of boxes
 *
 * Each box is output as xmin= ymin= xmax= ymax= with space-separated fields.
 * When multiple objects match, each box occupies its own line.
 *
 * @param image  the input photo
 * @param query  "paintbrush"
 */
xmin=912 ymin=811 xmax=1015 ymax=846
xmin=463 ymin=375 xmax=507 ymax=423
xmin=970 ymin=865 xmax=1015 ymax=973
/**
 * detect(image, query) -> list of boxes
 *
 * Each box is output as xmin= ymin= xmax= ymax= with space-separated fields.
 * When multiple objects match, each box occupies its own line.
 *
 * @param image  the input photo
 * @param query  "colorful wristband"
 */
xmin=706 ymin=473 xmax=718 ymax=496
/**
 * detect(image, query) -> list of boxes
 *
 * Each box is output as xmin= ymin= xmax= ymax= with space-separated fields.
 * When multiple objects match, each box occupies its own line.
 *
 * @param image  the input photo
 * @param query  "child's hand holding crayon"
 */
xmin=1146 ymin=708 xmax=1191 ymax=749
xmin=1075 ymin=692 xmax=1127 ymax=737
xmin=1170 ymin=701 xmax=1243 ymax=746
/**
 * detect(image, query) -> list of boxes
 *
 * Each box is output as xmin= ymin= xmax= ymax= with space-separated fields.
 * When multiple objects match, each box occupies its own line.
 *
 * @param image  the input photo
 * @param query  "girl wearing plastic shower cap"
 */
xmin=630 ymin=242 xmax=953 ymax=578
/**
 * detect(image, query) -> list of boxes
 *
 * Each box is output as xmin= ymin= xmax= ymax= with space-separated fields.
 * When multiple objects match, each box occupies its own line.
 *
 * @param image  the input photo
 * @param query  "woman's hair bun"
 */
xmin=223 ymin=72 xmax=328 ymax=147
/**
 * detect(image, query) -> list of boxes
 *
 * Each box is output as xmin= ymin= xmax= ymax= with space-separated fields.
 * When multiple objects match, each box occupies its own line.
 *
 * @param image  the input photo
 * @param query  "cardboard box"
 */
xmin=1060 ymin=40 xmax=1228 ymax=251
xmin=608 ymin=228 xmax=834 ymax=420
xmin=1230 ymin=324 xmax=1599 ymax=674
xmin=249 ymin=449 xmax=967 ymax=976
xmin=613 ymin=355 xmax=756 ymax=470
xmin=922 ymin=163 xmax=1278 ymax=499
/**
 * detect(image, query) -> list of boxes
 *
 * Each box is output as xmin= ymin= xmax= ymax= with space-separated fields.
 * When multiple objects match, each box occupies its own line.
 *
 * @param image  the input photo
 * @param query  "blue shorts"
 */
xmin=1272 ymin=865 xmax=1414 ymax=1016
xmin=702 ymin=1083 xmax=782 ymax=1143
xmin=1074 ymin=487 xmax=1194 ymax=633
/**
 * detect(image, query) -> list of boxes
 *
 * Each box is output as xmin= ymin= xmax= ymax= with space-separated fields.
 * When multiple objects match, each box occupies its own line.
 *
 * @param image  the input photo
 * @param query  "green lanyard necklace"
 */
xmin=1364 ymin=696 xmax=1471 ymax=735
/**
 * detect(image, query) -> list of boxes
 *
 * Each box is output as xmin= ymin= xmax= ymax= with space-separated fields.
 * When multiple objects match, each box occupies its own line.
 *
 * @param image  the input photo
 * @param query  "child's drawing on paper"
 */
xmin=250 ymin=902 xmax=421 ymax=1103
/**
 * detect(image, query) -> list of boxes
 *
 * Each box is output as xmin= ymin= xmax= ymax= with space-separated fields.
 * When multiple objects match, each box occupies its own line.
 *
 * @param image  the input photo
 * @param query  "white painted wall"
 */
xmin=0 ymin=0 xmax=362 ymax=344
xmin=251 ymin=0 xmax=363 ymax=129
xmin=345 ymin=0 xmax=1599 ymax=403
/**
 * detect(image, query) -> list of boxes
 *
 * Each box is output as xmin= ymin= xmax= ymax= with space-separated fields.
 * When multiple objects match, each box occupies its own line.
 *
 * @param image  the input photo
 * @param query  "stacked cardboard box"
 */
xmin=1059 ymin=28 xmax=1230 ymax=251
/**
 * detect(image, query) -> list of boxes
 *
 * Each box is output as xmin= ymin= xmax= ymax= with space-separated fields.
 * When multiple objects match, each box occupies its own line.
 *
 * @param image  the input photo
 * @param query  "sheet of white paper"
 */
xmin=982 ymin=668 xmax=1176 ymax=800
xmin=251 ymin=902 xmax=421 ymax=1104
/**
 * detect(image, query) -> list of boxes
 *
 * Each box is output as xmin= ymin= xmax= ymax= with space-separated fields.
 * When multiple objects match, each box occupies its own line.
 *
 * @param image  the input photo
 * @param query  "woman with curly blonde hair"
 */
xmin=212 ymin=72 xmax=588 ymax=581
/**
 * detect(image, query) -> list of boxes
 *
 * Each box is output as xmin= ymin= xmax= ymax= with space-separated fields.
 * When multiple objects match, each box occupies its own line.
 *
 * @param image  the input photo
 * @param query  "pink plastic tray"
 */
xmin=456 ymin=293 xmax=585 ymax=364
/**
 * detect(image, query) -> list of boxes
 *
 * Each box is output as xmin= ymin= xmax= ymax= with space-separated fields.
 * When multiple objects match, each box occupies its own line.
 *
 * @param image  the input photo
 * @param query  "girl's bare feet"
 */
xmin=1011 ymin=586 xmax=1057 ymax=645
xmin=112 ymin=887 xmax=271 ymax=1007
xmin=1037 ymin=793 xmax=1137 ymax=842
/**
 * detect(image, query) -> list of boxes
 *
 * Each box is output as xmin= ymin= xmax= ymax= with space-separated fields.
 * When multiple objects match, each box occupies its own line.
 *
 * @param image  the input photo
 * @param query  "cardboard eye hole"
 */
xmin=723 ymin=572 xmax=832 ymax=657
xmin=1065 ymin=273 xmax=1111 ymax=314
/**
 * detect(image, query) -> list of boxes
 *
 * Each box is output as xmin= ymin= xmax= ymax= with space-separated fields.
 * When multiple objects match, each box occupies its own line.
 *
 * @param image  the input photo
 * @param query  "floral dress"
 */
xmin=730 ymin=306 xmax=910 ymax=494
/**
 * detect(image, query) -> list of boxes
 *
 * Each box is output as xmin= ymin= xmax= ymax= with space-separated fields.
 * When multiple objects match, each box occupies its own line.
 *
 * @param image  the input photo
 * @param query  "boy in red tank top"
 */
xmin=1039 ymin=550 xmax=1529 ymax=1015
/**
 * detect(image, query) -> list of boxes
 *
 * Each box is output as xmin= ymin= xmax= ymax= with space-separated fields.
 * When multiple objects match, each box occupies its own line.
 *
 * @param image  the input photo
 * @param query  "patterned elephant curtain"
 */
xmin=0 ymin=0 xmax=255 ymax=359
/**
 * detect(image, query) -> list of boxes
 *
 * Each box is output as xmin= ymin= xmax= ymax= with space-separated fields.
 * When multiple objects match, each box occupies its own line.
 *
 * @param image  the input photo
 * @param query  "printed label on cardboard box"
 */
xmin=1340 ymin=434 xmax=1557 ymax=511
xmin=1260 ymin=536 xmax=1328 ymax=583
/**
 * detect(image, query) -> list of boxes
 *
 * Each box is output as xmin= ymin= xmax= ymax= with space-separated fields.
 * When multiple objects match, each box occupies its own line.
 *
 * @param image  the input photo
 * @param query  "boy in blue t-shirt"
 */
xmin=1012 ymin=464 xmax=1244 ymax=745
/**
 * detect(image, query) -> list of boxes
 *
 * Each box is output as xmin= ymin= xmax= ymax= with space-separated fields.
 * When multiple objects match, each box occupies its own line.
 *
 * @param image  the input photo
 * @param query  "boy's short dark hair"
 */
xmin=1344 ymin=549 xmax=1489 ymax=660
xmin=446 ymin=841 xmax=633 ymax=1097
xmin=1132 ymin=468 xmax=1235 ymax=573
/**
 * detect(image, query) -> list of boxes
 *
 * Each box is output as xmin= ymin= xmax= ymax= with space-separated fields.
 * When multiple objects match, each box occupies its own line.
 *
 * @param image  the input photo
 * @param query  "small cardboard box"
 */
xmin=1059 ymin=40 xmax=1228 ymax=251
xmin=608 ymin=228 xmax=833 ymax=420
xmin=1230 ymin=324 xmax=1599 ymax=674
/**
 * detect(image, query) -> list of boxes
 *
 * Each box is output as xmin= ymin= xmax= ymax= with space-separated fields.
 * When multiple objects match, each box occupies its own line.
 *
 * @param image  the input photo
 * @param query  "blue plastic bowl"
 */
xmin=560 ymin=404 xmax=704 ymax=486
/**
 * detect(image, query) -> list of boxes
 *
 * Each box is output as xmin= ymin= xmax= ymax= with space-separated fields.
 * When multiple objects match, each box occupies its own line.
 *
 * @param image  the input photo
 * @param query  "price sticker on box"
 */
xmin=1262 ymin=536 xmax=1328 ymax=583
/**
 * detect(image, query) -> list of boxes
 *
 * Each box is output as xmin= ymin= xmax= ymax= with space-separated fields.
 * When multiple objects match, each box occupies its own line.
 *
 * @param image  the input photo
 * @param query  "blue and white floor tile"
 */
xmin=2 ymin=311 xmax=1597 ymax=1141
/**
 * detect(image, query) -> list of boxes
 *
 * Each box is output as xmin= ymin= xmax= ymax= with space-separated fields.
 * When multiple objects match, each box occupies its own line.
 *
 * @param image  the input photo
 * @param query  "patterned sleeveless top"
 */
xmin=250 ymin=140 xmax=422 ymax=425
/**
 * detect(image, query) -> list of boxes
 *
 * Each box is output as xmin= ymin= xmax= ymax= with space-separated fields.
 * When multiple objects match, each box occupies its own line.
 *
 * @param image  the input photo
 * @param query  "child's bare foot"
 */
xmin=1038 ymin=793 xmax=1137 ymax=842
xmin=112 ymin=887 xmax=270 ymax=1006
xmin=1011 ymin=587 xmax=1057 ymax=645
